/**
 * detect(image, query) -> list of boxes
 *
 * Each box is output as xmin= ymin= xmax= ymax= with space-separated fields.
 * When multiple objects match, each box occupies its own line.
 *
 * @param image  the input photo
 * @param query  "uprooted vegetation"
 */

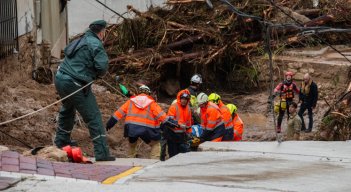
xmin=1 ymin=0 xmax=351 ymax=157
xmin=99 ymin=0 xmax=351 ymax=93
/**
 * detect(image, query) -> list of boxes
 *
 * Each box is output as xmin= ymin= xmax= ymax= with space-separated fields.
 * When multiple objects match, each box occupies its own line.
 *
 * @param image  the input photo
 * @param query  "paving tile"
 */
xmin=37 ymin=168 xmax=55 ymax=176
xmin=89 ymin=175 xmax=108 ymax=182
xmin=71 ymin=173 xmax=90 ymax=180
xmin=36 ymin=158 xmax=52 ymax=165
xmin=20 ymin=162 xmax=37 ymax=170
xmin=19 ymin=156 xmax=36 ymax=164
xmin=1 ymin=151 xmax=19 ymax=159
xmin=2 ymin=157 xmax=19 ymax=166
xmin=55 ymin=173 xmax=72 ymax=178
xmin=37 ymin=163 xmax=53 ymax=169
xmin=54 ymin=167 xmax=71 ymax=175
xmin=19 ymin=169 xmax=37 ymax=174
xmin=2 ymin=164 xmax=19 ymax=172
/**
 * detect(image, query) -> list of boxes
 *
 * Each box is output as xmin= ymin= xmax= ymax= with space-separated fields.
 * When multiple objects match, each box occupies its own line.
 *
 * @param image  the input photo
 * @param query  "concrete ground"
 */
xmin=4 ymin=141 xmax=351 ymax=191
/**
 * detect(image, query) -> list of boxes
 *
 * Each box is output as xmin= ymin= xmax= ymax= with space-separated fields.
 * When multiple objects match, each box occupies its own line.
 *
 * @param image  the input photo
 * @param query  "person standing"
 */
xmin=54 ymin=20 xmax=115 ymax=161
xmin=299 ymin=73 xmax=318 ymax=133
xmin=273 ymin=71 xmax=300 ymax=133
xmin=286 ymin=102 xmax=302 ymax=140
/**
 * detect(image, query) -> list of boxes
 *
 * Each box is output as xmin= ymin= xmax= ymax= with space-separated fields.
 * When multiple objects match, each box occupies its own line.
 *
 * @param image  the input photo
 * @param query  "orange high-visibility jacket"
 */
xmin=113 ymin=94 xmax=168 ymax=128
xmin=200 ymin=102 xmax=224 ymax=131
xmin=232 ymin=114 xmax=244 ymax=141
xmin=167 ymin=90 xmax=193 ymax=133
xmin=218 ymin=101 xmax=233 ymax=130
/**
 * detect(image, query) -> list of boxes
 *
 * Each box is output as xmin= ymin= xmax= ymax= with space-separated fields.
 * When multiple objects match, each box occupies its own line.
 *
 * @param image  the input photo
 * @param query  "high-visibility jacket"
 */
xmin=218 ymin=101 xmax=233 ymax=130
xmin=167 ymin=90 xmax=193 ymax=133
xmin=113 ymin=94 xmax=168 ymax=129
xmin=186 ymin=86 xmax=198 ymax=108
xmin=200 ymin=102 xmax=225 ymax=141
xmin=232 ymin=114 xmax=244 ymax=141
xmin=274 ymin=81 xmax=299 ymax=100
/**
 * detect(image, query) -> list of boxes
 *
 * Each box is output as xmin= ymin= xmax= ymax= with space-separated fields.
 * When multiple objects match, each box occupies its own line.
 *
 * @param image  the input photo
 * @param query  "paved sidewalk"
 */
xmin=0 ymin=151 xmax=132 ymax=182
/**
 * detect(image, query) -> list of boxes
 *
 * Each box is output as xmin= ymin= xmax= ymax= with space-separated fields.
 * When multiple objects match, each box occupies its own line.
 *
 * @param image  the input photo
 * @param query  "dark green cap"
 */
xmin=89 ymin=20 xmax=107 ymax=28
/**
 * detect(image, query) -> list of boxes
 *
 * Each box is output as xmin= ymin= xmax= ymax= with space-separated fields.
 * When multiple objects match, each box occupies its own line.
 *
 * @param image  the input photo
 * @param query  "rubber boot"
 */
xmin=149 ymin=141 xmax=161 ymax=159
xmin=128 ymin=142 xmax=137 ymax=158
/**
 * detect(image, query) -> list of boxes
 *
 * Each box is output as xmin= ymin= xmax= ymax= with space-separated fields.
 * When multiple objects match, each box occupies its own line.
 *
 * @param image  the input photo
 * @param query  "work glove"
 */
xmin=105 ymin=116 xmax=118 ymax=132
xmin=191 ymin=137 xmax=201 ymax=147
xmin=165 ymin=118 xmax=179 ymax=128
xmin=179 ymin=124 xmax=188 ymax=131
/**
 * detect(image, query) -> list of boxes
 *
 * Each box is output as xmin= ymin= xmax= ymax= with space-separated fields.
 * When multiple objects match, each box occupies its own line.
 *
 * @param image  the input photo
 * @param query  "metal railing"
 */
xmin=0 ymin=0 xmax=18 ymax=59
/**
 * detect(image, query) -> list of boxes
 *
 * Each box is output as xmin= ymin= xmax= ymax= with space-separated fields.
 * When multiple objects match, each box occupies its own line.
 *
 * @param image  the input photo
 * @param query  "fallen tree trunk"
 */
xmin=156 ymin=51 xmax=206 ymax=68
xmin=295 ymin=9 xmax=321 ymax=17
xmin=304 ymin=15 xmax=335 ymax=27
xmin=163 ymin=34 xmax=205 ymax=50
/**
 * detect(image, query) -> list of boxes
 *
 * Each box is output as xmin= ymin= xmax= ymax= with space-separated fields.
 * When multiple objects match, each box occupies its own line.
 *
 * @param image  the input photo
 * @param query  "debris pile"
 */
xmin=101 ymin=0 xmax=351 ymax=94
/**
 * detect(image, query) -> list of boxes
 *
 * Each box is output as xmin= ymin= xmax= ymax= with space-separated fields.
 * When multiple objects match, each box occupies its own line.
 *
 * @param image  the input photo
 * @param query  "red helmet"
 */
xmin=285 ymin=71 xmax=294 ymax=76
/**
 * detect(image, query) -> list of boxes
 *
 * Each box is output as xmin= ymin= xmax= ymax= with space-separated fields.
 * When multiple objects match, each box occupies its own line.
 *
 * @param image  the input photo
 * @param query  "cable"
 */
xmin=263 ymin=24 xmax=280 ymax=142
xmin=95 ymin=0 xmax=126 ymax=20
xmin=268 ymin=0 xmax=351 ymax=64
xmin=0 ymin=130 xmax=33 ymax=149
xmin=0 ymin=81 xmax=93 ymax=127
xmin=84 ymin=0 xmax=114 ymax=17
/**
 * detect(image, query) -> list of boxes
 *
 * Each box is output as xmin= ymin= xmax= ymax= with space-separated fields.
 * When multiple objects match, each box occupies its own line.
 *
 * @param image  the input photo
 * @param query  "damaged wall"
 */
xmin=17 ymin=0 xmax=34 ymax=36
xmin=68 ymin=0 xmax=165 ymax=36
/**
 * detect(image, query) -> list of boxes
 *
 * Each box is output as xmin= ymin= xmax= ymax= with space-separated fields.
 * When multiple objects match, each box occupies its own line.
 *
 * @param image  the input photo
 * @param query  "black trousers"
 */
xmin=298 ymin=103 xmax=313 ymax=131
xmin=277 ymin=99 xmax=293 ymax=127
xmin=160 ymin=134 xmax=167 ymax=161
xmin=167 ymin=140 xmax=190 ymax=158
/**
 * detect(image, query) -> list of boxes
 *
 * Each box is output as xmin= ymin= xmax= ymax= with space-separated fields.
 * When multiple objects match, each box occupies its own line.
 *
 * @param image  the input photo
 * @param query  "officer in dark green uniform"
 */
xmin=54 ymin=20 xmax=115 ymax=161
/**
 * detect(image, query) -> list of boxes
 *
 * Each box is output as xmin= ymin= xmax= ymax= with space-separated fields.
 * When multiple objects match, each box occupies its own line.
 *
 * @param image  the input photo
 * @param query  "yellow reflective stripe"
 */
xmin=117 ymin=108 xmax=125 ymax=116
xmin=127 ymin=103 xmax=157 ymax=121
xmin=155 ymin=111 xmax=165 ymax=120
xmin=173 ymin=129 xmax=185 ymax=133
xmin=175 ymin=105 xmax=180 ymax=121
xmin=92 ymin=134 xmax=106 ymax=141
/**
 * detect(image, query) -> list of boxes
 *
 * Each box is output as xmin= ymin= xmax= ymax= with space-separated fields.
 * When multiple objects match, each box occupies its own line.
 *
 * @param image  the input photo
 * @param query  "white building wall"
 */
xmin=68 ymin=0 xmax=165 ymax=37
xmin=17 ymin=0 xmax=34 ymax=36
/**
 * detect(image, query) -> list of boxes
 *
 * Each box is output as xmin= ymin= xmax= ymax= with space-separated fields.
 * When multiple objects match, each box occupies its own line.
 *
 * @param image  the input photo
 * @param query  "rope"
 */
xmin=263 ymin=24 xmax=280 ymax=143
xmin=0 ymin=81 xmax=93 ymax=127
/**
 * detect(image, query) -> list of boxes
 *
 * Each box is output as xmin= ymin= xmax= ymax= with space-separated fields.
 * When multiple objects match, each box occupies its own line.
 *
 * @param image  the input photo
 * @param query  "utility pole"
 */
xmin=31 ymin=0 xmax=41 ymax=73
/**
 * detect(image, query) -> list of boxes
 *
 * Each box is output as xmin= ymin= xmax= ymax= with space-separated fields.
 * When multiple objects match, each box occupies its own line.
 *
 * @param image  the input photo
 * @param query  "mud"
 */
xmin=0 ymin=42 xmax=348 ymax=159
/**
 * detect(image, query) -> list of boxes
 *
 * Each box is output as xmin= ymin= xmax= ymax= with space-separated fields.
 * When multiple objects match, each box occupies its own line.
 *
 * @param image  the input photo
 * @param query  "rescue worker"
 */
xmin=226 ymin=104 xmax=244 ymax=141
xmin=298 ymin=73 xmax=318 ymax=133
xmin=187 ymin=74 xmax=203 ymax=108
xmin=208 ymin=93 xmax=234 ymax=141
xmin=273 ymin=71 xmax=299 ymax=133
xmin=287 ymin=102 xmax=302 ymax=140
xmin=105 ymin=85 xmax=172 ymax=159
xmin=186 ymin=74 xmax=203 ymax=124
xmin=192 ymin=93 xmax=226 ymax=146
xmin=165 ymin=89 xmax=193 ymax=158
xmin=54 ymin=20 xmax=115 ymax=161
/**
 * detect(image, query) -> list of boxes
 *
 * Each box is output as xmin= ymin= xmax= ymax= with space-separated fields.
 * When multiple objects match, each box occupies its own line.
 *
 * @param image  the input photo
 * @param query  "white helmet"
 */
xmin=197 ymin=92 xmax=208 ymax=105
xmin=190 ymin=74 xmax=202 ymax=84
xmin=139 ymin=85 xmax=151 ymax=94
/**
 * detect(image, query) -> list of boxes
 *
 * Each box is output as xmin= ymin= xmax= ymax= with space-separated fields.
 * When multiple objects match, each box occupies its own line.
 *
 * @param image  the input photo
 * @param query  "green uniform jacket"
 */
xmin=59 ymin=30 xmax=108 ymax=84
